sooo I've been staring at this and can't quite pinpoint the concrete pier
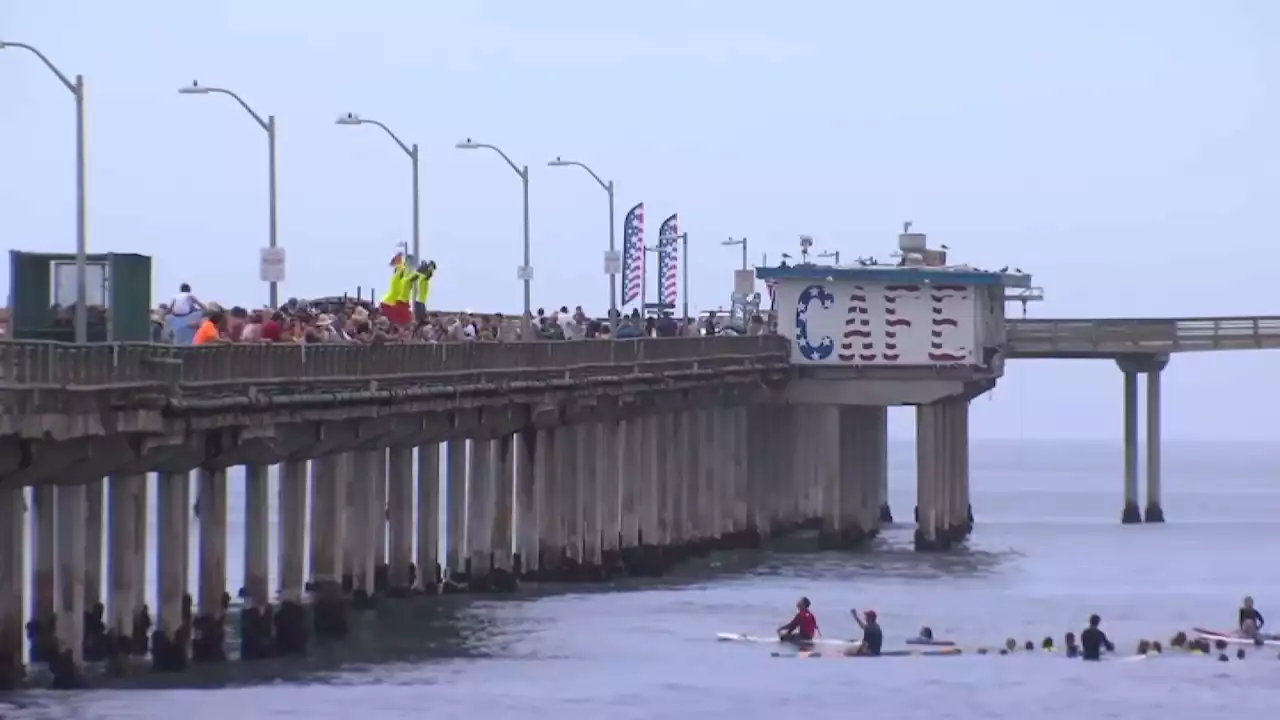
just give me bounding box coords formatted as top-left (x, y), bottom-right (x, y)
top-left (310, 455), bottom-right (348, 637)
top-left (466, 439), bottom-right (494, 589)
top-left (31, 486), bottom-right (56, 664)
top-left (0, 488), bottom-right (25, 689)
top-left (490, 436), bottom-right (516, 589)
top-left (561, 426), bottom-right (583, 571)
top-left (914, 399), bottom-right (972, 551)
top-left (107, 473), bottom-right (147, 662)
top-left (416, 443), bottom-right (441, 592)
top-left (349, 450), bottom-right (377, 607)
top-left (513, 431), bottom-right (537, 579)
top-left (240, 465), bottom-right (272, 659)
top-left (85, 479), bottom-right (104, 613)
top-left (531, 427), bottom-right (558, 578)
top-left (153, 472), bottom-right (189, 672)
top-left (387, 447), bottom-right (414, 595)
top-left (54, 485), bottom-right (86, 685)
top-left (582, 424), bottom-right (604, 573)
top-left (276, 459), bottom-right (308, 655)
top-left (598, 421), bottom-right (621, 573)
top-left (1117, 355), bottom-right (1169, 524)
top-left (445, 441), bottom-right (468, 582)
top-left (193, 469), bottom-right (227, 662)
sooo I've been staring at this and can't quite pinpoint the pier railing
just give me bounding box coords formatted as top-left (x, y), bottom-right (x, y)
top-left (0, 336), bottom-right (791, 389)
top-left (1007, 317), bottom-right (1280, 356)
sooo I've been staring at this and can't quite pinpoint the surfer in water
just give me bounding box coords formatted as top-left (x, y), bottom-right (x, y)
top-left (1080, 614), bottom-right (1115, 661)
top-left (847, 609), bottom-right (883, 656)
top-left (777, 597), bottom-right (819, 643)
top-left (1239, 596), bottom-right (1265, 637)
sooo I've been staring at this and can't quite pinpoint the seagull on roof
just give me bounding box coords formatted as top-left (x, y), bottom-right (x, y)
top-left (998, 266), bottom-right (1009, 273)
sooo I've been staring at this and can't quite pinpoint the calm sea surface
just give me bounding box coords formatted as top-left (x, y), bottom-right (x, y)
top-left (4, 438), bottom-right (1280, 718)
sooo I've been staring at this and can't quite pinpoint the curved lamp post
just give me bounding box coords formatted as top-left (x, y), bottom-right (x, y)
top-left (547, 157), bottom-right (616, 321)
top-left (178, 81), bottom-right (279, 309)
top-left (336, 113), bottom-right (420, 261)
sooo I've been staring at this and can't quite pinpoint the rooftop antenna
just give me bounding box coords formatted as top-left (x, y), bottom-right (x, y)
top-left (799, 235), bottom-right (813, 264)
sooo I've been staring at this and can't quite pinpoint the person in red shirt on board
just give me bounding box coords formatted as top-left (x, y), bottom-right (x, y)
top-left (777, 597), bottom-right (820, 643)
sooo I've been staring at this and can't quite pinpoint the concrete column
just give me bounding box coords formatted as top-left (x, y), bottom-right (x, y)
top-left (155, 472), bottom-right (188, 671)
top-left (108, 474), bottom-right (140, 638)
top-left (374, 448), bottom-right (389, 568)
top-left (713, 409), bottom-right (734, 539)
top-left (533, 427), bottom-right (559, 575)
top-left (950, 401), bottom-right (973, 537)
top-left (598, 420), bottom-right (621, 568)
top-left (55, 485), bottom-right (87, 668)
top-left (562, 426), bottom-right (584, 565)
top-left (643, 414), bottom-right (665, 548)
top-left (620, 418), bottom-right (641, 550)
top-left (445, 440), bottom-right (468, 578)
top-left (309, 458), bottom-right (330, 584)
top-left (31, 485), bottom-right (55, 644)
top-left (672, 411), bottom-right (692, 545)
top-left (830, 408), bottom-right (863, 548)
top-left (129, 474), bottom-right (148, 647)
top-left (278, 460), bottom-right (307, 602)
top-left (467, 439), bottom-right (495, 585)
top-left (744, 406), bottom-right (765, 538)
top-left (914, 405), bottom-right (942, 551)
top-left (581, 424), bottom-right (604, 570)
top-left (513, 430), bottom-right (536, 578)
top-left (349, 451), bottom-right (375, 600)
top-left (180, 473), bottom-right (191, 596)
top-left (730, 406), bottom-right (749, 537)
top-left (1120, 368), bottom-right (1141, 523)
top-left (195, 468), bottom-right (228, 660)
top-left (854, 408), bottom-right (880, 536)
top-left (491, 435), bottom-right (516, 585)
top-left (387, 446), bottom-right (414, 593)
top-left (0, 488), bottom-right (26, 689)
top-left (416, 443), bottom-right (441, 591)
top-left (85, 479), bottom-right (104, 612)
top-left (1144, 368), bottom-right (1165, 522)
top-left (866, 406), bottom-right (891, 524)
top-left (243, 465), bottom-right (270, 609)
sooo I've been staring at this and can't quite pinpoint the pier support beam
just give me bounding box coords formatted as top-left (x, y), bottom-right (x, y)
top-left (532, 427), bottom-right (560, 579)
top-left (914, 404), bottom-right (944, 552)
top-left (240, 465), bottom-right (272, 659)
top-left (54, 485), bottom-right (86, 686)
top-left (467, 439), bottom-right (495, 590)
top-left (562, 426), bottom-right (584, 574)
top-left (85, 479), bottom-right (104, 619)
top-left (416, 444), bottom-right (441, 593)
top-left (491, 436), bottom-right (516, 590)
top-left (193, 469), bottom-right (227, 662)
top-left (387, 446), bottom-right (415, 595)
top-left (514, 430), bottom-right (538, 580)
top-left (310, 455), bottom-right (348, 637)
top-left (349, 451), bottom-right (377, 608)
top-left (0, 488), bottom-right (26, 689)
top-left (30, 486), bottom-right (56, 665)
top-left (107, 474), bottom-right (145, 663)
top-left (153, 473), bottom-right (189, 672)
top-left (276, 459), bottom-right (308, 655)
top-left (445, 440), bottom-right (468, 584)
top-left (1117, 355), bottom-right (1169, 524)
top-left (582, 424), bottom-right (604, 574)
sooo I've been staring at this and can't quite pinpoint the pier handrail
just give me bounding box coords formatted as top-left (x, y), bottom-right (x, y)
top-left (0, 336), bottom-right (791, 388)
top-left (1007, 316), bottom-right (1280, 353)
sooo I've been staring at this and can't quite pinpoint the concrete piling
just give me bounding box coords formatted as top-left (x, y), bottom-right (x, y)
top-left (107, 474), bottom-right (145, 664)
top-left (1144, 367), bottom-right (1165, 523)
top-left (490, 435), bottom-right (516, 590)
top-left (30, 486), bottom-right (56, 665)
top-left (416, 443), bottom-right (441, 593)
top-left (582, 424), bottom-right (604, 575)
top-left (466, 439), bottom-right (495, 589)
top-left (240, 465), bottom-right (272, 659)
top-left (310, 455), bottom-right (348, 637)
top-left (387, 446), bottom-right (415, 595)
top-left (532, 427), bottom-right (558, 578)
top-left (371, 449), bottom-right (389, 591)
top-left (193, 468), bottom-right (227, 662)
top-left (618, 418), bottom-right (641, 568)
top-left (276, 459), bottom-right (308, 655)
top-left (598, 420), bottom-right (622, 574)
top-left (445, 440), bottom-right (468, 584)
top-left (513, 431), bottom-right (537, 579)
top-left (0, 488), bottom-right (26, 689)
top-left (561, 426), bottom-right (583, 573)
top-left (152, 472), bottom-right (189, 672)
top-left (1121, 367), bottom-right (1141, 524)
top-left (85, 479), bottom-right (104, 619)
top-left (53, 485), bottom-right (86, 687)
top-left (349, 450), bottom-right (376, 608)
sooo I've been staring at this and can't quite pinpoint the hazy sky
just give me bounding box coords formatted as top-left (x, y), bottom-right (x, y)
top-left (3, 0), bottom-right (1276, 441)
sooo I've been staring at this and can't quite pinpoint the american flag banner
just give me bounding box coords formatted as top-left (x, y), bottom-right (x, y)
top-left (622, 202), bottom-right (645, 306)
top-left (658, 213), bottom-right (679, 307)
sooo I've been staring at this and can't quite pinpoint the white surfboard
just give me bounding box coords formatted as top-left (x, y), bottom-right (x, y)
top-left (716, 632), bottom-right (856, 648)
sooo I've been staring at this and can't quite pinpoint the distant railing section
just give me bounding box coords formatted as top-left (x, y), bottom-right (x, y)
top-left (0, 336), bottom-right (791, 388)
top-left (1007, 317), bottom-right (1280, 355)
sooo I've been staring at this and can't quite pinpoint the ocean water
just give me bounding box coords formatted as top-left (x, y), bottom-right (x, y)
top-left (4, 438), bottom-right (1280, 719)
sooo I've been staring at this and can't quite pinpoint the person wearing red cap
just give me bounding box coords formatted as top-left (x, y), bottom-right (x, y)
top-left (777, 597), bottom-right (820, 644)
top-left (849, 608), bottom-right (883, 656)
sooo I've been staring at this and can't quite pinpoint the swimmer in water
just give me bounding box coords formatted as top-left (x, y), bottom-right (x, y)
top-left (916, 626), bottom-right (934, 642)
top-left (1004, 638), bottom-right (1017, 653)
top-left (1080, 614), bottom-right (1115, 661)
top-left (1136, 639), bottom-right (1151, 655)
top-left (1023, 640), bottom-right (1034, 651)
top-left (1041, 636), bottom-right (1055, 651)
top-left (1170, 631), bottom-right (1187, 649)
top-left (1240, 596), bottom-right (1266, 638)
top-left (1063, 632), bottom-right (1079, 658)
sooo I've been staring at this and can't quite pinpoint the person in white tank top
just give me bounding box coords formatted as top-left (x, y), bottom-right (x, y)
top-left (170, 283), bottom-right (205, 317)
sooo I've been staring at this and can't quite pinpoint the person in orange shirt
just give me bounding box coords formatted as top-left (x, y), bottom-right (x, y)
top-left (193, 310), bottom-right (225, 345)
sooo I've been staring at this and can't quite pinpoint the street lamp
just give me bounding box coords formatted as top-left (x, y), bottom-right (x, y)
top-left (547, 157), bottom-right (616, 321)
top-left (722, 237), bottom-right (749, 270)
top-left (336, 113), bottom-right (420, 261)
top-left (456, 138), bottom-right (532, 341)
top-left (2, 40), bottom-right (89, 342)
top-left (178, 81), bottom-right (280, 309)
top-left (818, 250), bottom-right (841, 265)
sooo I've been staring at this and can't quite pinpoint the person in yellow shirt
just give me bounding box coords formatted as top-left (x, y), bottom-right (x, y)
top-left (379, 252), bottom-right (413, 326)
top-left (411, 260), bottom-right (436, 321)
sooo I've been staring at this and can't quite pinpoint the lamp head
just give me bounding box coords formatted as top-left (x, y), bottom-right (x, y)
top-left (547, 156), bottom-right (572, 167)
top-left (0, 41), bottom-right (8, 50)
top-left (455, 138), bottom-right (480, 149)
top-left (721, 239), bottom-right (740, 247)
top-left (178, 81), bottom-right (209, 95)
top-left (335, 112), bottom-right (363, 126)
